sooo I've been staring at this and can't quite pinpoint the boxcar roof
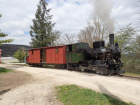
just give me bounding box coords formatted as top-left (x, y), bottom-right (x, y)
top-left (28, 42), bottom-right (89, 51)
top-left (28, 45), bottom-right (65, 51)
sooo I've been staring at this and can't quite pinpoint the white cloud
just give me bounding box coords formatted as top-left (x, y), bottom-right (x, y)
top-left (48, 0), bottom-right (92, 34)
top-left (0, 0), bottom-right (138, 45)
top-left (112, 0), bottom-right (139, 30)
top-left (0, 0), bottom-right (39, 45)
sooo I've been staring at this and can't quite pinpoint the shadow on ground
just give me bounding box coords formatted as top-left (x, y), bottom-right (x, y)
top-left (0, 89), bottom-right (11, 95)
top-left (98, 84), bottom-right (131, 105)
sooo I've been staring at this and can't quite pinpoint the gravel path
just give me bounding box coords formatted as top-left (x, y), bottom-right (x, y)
top-left (0, 64), bottom-right (140, 105)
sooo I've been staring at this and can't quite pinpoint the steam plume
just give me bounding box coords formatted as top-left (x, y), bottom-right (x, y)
top-left (89, 0), bottom-right (114, 33)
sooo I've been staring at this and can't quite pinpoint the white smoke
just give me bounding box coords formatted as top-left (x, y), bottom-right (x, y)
top-left (89, 0), bottom-right (115, 34)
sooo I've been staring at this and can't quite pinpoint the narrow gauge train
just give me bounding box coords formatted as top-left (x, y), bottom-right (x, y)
top-left (27, 34), bottom-right (125, 75)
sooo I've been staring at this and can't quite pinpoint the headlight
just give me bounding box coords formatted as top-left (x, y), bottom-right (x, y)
top-left (101, 48), bottom-right (106, 52)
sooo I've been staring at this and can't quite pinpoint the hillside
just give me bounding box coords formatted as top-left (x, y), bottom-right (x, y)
top-left (0, 44), bottom-right (30, 57)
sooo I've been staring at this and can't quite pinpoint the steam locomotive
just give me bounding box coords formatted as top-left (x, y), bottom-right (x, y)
top-left (76, 34), bottom-right (124, 75)
top-left (27, 34), bottom-right (124, 75)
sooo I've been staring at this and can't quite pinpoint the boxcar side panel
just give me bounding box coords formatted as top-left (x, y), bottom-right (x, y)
top-left (28, 50), bottom-right (40, 64)
top-left (29, 51), bottom-right (32, 63)
top-left (27, 56), bottom-right (29, 63)
top-left (46, 46), bottom-right (66, 64)
top-left (55, 51), bottom-right (59, 64)
top-left (35, 50), bottom-right (40, 63)
top-left (37, 50), bottom-right (40, 63)
top-left (52, 48), bottom-right (56, 63)
top-left (34, 50), bottom-right (36, 63)
top-left (58, 47), bottom-right (63, 64)
top-left (31, 51), bottom-right (34, 63)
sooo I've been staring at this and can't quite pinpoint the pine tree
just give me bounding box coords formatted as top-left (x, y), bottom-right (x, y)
top-left (0, 14), bottom-right (13, 45)
top-left (30, 0), bottom-right (56, 48)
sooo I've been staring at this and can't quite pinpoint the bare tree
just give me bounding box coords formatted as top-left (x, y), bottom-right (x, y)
top-left (52, 39), bottom-right (64, 46)
top-left (52, 33), bottom-right (77, 45)
top-left (78, 26), bottom-right (95, 47)
top-left (51, 30), bottom-right (61, 46)
top-left (78, 17), bottom-right (109, 47)
top-left (62, 33), bottom-right (77, 44)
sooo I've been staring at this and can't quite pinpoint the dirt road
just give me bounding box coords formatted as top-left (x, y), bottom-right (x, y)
top-left (0, 64), bottom-right (140, 105)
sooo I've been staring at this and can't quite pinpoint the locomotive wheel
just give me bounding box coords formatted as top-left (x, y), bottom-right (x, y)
top-left (96, 70), bottom-right (100, 74)
top-left (32, 64), bottom-right (35, 67)
top-left (79, 66), bottom-right (85, 72)
top-left (39, 64), bottom-right (43, 67)
top-left (81, 68), bottom-right (85, 72)
top-left (55, 65), bottom-right (58, 68)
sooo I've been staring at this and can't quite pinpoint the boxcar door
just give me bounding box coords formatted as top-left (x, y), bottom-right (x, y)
top-left (55, 47), bottom-right (59, 64)
top-left (40, 49), bottom-right (46, 63)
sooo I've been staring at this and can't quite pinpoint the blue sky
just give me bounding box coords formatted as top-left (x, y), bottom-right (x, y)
top-left (0, 0), bottom-right (139, 45)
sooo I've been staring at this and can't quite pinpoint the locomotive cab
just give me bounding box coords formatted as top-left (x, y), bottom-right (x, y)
top-left (66, 43), bottom-right (89, 69)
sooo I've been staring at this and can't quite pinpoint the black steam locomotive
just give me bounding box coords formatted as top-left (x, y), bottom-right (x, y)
top-left (77, 34), bottom-right (124, 75)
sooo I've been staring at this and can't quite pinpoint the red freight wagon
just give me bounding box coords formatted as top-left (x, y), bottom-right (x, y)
top-left (27, 45), bottom-right (66, 67)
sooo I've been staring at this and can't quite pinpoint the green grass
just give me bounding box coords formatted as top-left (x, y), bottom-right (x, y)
top-left (0, 68), bottom-right (13, 73)
top-left (56, 85), bottom-right (134, 105)
top-left (124, 72), bottom-right (140, 77)
top-left (11, 62), bottom-right (21, 63)
top-left (1, 62), bottom-right (5, 64)
top-left (47, 65), bottom-right (55, 68)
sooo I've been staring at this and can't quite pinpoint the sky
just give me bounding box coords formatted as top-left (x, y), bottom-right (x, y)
top-left (0, 0), bottom-right (139, 45)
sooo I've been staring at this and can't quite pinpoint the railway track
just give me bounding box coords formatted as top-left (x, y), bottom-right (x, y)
top-left (74, 69), bottom-right (140, 80)
top-left (9, 63), bottom-right (140, 81)
top-left (116, 74), bottom-right (140, 80)
top-left (78, 69), bottom-right (140, 80)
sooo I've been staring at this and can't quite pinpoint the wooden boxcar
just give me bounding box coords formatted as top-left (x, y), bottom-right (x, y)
top-left (27, 46), bottom-right (66, 67)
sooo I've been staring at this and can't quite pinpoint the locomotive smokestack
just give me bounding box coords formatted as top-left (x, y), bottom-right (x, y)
top-left (109, 34), bottom-right (114, 45)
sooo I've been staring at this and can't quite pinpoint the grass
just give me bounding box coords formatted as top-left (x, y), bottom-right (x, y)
top-left (0, 68), bottom-right (13, 73)
top-left (11, 62), bottom-right (21, 63)
top-left (1, 62), bottom-right (5, 64)
top-left (56, 85), bottom-right (134, 105)
top-left (124, 72), bottom-right (140, 77)
top-left (47, 65), bottom-right (55, 68)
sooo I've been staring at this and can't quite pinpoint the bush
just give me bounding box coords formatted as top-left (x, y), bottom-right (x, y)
top-left (13, 47), bottom-right (26, 62)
